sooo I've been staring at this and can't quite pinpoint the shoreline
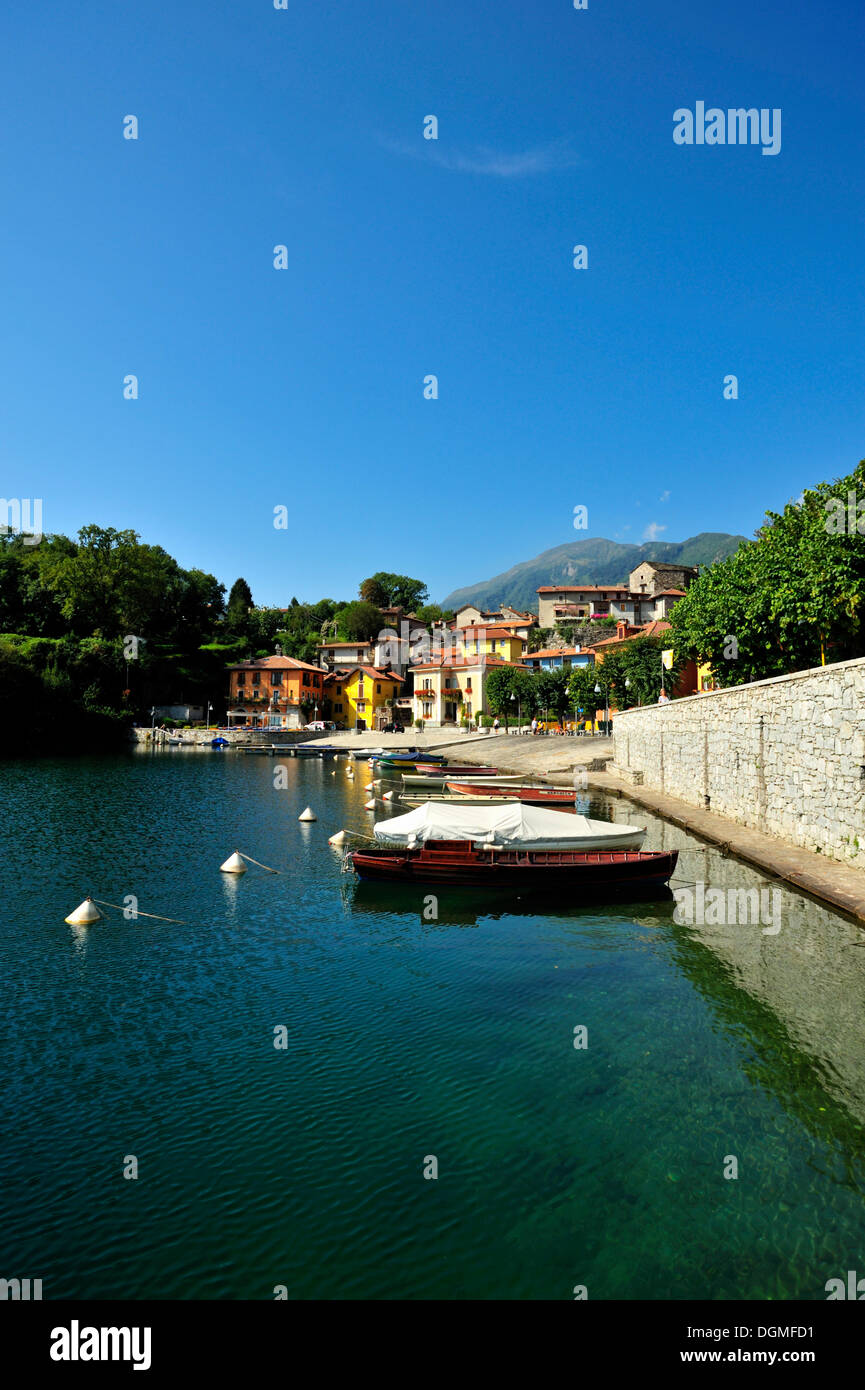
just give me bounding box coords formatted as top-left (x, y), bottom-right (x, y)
top-left (129, 725), bottom-right (865, 925)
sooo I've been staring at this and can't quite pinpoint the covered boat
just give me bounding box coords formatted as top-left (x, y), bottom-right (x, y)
top-left (373, 801), bottom-right (646, 852)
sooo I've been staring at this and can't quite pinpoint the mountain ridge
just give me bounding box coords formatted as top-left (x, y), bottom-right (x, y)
top-left (440, 532), bottom-right (747, 613)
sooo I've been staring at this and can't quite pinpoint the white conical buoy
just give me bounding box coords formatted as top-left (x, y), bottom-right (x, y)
top-left (220, 851), bottom-right (247, 874)
top-left (373, 779), bottom-right (382, 787)
top-left (364, 799), bottom-right (376, 810)
top-left (329, 830), bottom-right (347, 846)
top-left (383, 791), bottom-right (394, 801)
top-left (346, 768), bottom-right (354, 777)
top-left (298, 806), bottom-right (317, 822)
top-left (64, 897), bottom-right (103, 925)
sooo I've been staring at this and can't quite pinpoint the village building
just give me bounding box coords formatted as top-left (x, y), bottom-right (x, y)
top-left (523, 646), bottom-right (594, 672)
top-left (453, 606), bottom-right (537, 642)
top-left (451, 624), bottom-right (527, 663)
top-left (537, 563), bottom-right (697, 628)
top-left (410, 655), bottom-right (527, 728)
top-left (628, 561), bottom-right (699, 596)
top-left (226, 655), bottom-right (326, 729)
top-left (322, 666), bottom-right (402, 731)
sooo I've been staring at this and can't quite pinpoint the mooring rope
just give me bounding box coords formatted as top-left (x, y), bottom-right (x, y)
top-left (238, 853), bottom-right (283, 874)
top-left (92, 899), bottom-right (188, 924)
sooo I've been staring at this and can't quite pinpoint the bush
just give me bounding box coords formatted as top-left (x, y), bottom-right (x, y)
top-left (479, 714), bottom-right (494, 728)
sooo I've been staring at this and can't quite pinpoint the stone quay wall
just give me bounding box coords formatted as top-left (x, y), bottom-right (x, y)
top-left (611, 656), bottom-right (865, 870)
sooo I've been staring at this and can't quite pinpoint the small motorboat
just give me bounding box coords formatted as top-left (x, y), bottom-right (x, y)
top-left (377, 752), bottom-right (447, 767)
top-left (348, 841), bottom-right (677, 891)
top-left (211, 737), bottom-right (230, 749)
top-left (349, 747), bottom-right (388, 760)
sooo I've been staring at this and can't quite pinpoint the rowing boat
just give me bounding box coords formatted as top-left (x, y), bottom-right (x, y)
top-left (349, 841), bottom-right (676, 889)
top-left (446, 782), bottom-right (579, 805)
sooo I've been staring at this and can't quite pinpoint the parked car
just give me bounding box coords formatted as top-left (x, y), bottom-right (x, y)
top-left (382, 722), bottom-right (403, 734)
top-left (305, 720), bottom-right (337, 732)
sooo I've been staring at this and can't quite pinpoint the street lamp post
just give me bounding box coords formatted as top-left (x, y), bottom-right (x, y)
top-left (150, 706), bottom-right (156, 743)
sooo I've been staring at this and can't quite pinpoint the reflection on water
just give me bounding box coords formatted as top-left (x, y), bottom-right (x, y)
top-left (2, 753), bottom-right (865, 1300)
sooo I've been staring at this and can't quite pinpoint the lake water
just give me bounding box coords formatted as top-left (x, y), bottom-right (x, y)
top-left (2, 749), bottom-right (865, 1300)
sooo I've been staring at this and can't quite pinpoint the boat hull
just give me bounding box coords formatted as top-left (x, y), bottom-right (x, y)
top-left (446, 782), bottom-right (578, 804)
top-left (351, 842), bottom-right (677, 889)
top-left (400, 773), bottom-right (525, 787)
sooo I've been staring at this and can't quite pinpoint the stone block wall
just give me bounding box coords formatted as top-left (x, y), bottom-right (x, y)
top-left (611, 657), bottom-right (865, 869)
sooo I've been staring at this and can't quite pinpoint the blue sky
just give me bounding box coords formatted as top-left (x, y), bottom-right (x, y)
top-left (1, 0), bottom-right (862, 606)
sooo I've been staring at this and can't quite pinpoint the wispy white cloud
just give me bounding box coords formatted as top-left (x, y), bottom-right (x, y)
top-left (643, 521), bottom-right (667, 541)
top-left (659, 490), bottom-right (671, 502)
top-left (380, 135), bottom-right (581, 178)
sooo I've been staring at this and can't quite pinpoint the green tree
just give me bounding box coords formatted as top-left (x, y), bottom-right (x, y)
top-left (671, 460), bottom-right (865, 684)
top-left (535, 667), bottom-right (572, 726)
top-left (337, 600), bottom-right (384, 642)
top-left (568, 663), bottom-right (601, 722)
top-left (359, 576), bottom-right (389, 606)
top-left (226, 577), bottom-right (254, 635)
top-left (600, 636), bottom-right (684, 707)
top-left (362, 572), bottom-right (429, 611)
top-left (485, 665), bottom-right (537, 728)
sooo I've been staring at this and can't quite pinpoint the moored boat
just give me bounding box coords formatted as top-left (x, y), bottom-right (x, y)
top-left (399, 793), bottom-right (523, 806)
top-left (446, 782), bottom-right (579, 805)
top-left (372, 800), bottom-right (646, 852)
top-left (348, 840), bottom-right (677, 890)
top-left (412, 765), bottom-right (500, 778)
top-left (377, 751), bottom-right (447, 766)
top-left (400, 772), bottom-right (526, 787)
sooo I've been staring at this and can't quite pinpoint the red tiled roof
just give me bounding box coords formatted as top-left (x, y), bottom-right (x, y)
top-left (227, 656), bottom-right (324, 672)
top-left (343, 665), bottom-right (402, 683)
top-left (653, 589), bottom-right (686, 598)
top-left (586, 620), bottom-right (672, 651)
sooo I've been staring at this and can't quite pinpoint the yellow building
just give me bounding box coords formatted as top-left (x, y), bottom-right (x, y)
top-left (324, 666), bottom-right (402, 731)
top-left (454, 625), bottom-right (526, 663)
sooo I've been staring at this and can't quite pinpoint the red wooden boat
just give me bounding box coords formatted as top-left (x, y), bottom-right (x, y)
top-left (446, 781), bottom-right (577, 804)
top-left (348, 840), bottom-right (678, 890)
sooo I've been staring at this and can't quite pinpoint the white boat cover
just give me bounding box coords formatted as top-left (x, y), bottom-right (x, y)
top-left (374, 800), bottom-right (645, 850)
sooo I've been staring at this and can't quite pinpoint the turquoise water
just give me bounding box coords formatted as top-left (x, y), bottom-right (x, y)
top-left (2, 750), bottom-right (865, 1299)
